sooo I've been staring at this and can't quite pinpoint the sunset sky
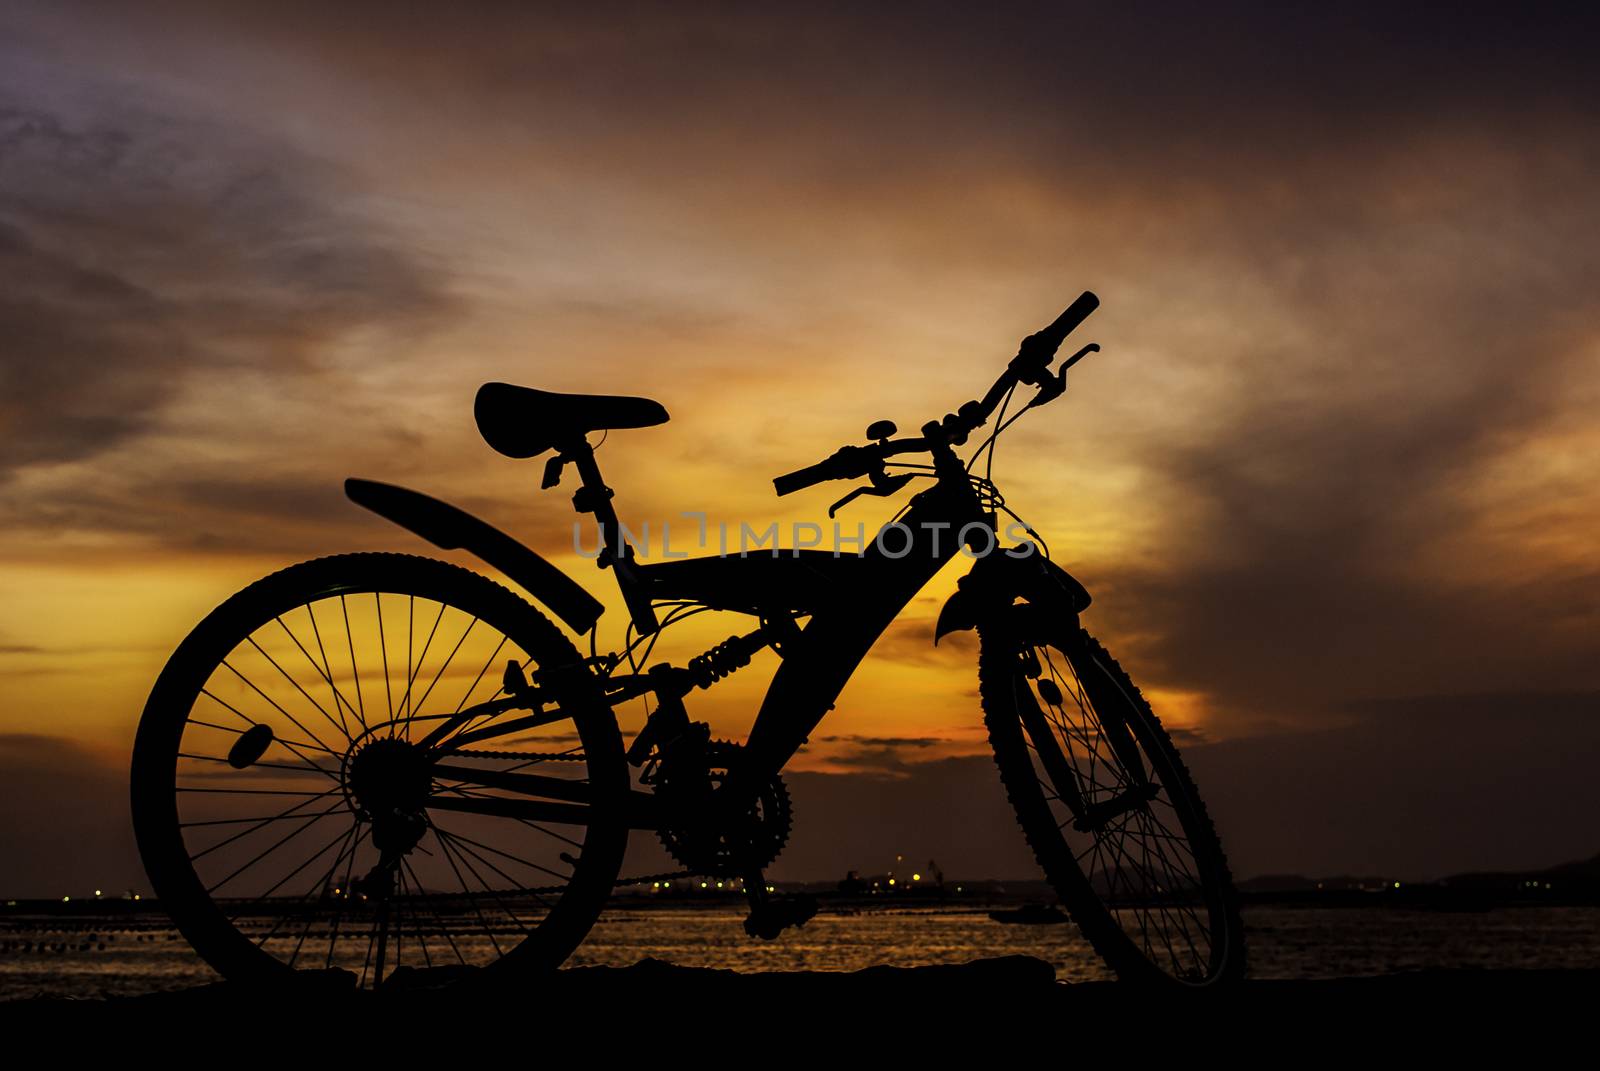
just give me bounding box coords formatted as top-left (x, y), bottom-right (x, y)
top-left (3, 2), bottom-right (1598, 894)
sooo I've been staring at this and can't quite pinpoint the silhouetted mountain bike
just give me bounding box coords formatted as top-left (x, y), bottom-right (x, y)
top-left (132, 291), bottom-right (1246, 989)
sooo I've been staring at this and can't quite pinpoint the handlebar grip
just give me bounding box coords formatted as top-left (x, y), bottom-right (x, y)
top-left (1040, 290), bottom-right (1100, 349)
top-left (1011, 290), bottom-right (1099, 382)
top-left (774, 460), bottom-right (840, 496)
top-left (774, 445), bottom-right (874, 496)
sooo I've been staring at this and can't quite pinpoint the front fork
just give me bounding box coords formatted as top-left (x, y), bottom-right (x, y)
top-left (945, 550), bottom-right (1154, 831)
top-left (1013, 625), bottom-right (1156, 832)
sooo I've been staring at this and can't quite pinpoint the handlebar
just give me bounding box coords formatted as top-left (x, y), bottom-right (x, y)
top-left (773, 439), bottom-right (929, 496)
top-left (773, 291), bottom-right (1099, 496)
top-left (773, 453), bottom-right (860, 496)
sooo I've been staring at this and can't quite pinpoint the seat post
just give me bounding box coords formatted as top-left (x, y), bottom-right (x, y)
top-left (563, 437), bottom-right (660, 635)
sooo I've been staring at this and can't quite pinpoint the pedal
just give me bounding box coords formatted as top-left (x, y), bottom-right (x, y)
top-left (743, 894), bottom-right (818, 940)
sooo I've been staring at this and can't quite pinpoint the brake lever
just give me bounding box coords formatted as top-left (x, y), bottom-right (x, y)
top-left (828, 471), bottom-right (914, 518)
top-left (1025, 343), bottom-right (1100, 410)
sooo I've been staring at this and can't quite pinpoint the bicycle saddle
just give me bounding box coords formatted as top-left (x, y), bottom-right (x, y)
top-left (474, 382), bottom-right (670, 458)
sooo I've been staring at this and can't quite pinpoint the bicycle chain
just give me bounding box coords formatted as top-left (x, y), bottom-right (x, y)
top-left (439, 753), bottom-right (708, 893)
top-left (428, 869), bottom-right (696, 899)
top-left (433, 748), bottom-right (693, 895)
top-left (452, 749), bottom-right (588, 762)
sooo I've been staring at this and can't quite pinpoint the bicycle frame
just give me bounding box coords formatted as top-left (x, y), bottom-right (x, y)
top-left (381, 441), bottom-right (1024, 831)
top-left (637, 470), bottom-right (983, 786)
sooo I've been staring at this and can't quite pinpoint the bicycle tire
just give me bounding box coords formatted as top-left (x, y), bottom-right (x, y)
top-left (979, 620), bottom-right (1246, 986)
top-left (131, 552), bottom-right (628, 988)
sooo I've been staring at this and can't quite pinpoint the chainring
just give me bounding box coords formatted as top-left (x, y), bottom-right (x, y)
top-left (654, 740), bottom-right (793, 877)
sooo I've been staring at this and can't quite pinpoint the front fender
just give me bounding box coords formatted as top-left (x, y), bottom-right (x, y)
top-left (934, 550), bottom-right (1091, 644)
top-left (345, 478), bottom-right (605, 635)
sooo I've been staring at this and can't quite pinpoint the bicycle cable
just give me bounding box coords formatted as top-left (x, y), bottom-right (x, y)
top-left (967, 382), bottom-right (1018, 478)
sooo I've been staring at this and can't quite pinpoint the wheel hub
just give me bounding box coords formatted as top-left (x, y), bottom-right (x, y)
top-left (347, 737), bottom-right (432, 821)
top-left (347, 737), bottom-right (432, 859)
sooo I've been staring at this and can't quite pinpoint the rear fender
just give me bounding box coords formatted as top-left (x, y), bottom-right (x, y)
top-left (345, 478), bottom-right (604, 635)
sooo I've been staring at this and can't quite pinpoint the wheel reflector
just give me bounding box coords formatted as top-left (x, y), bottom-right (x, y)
top-left (227, 724), bottom-right (274, 768)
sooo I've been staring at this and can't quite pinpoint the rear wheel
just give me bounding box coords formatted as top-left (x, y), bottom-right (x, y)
top-left (131, 553), bottom-right (628, 989)
top-left (979, 617), bottom-right (1245, 986)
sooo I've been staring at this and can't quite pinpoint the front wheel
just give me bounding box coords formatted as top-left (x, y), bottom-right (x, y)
top-left (979, 618), bottom-right (1245, 986)
top-left (131, 553), bottom-right (629, 989)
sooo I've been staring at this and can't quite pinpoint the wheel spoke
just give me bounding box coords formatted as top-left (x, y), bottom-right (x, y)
top-left (449, 635), bottom-right (510, 731)
top-left (427, 822), bottom-right (573, 885)
top-left (207, 807), bottom-right (344, 894)
top-left (275, 611), bottom-right (357, 739)
top-left (323, 819), bottom-right (368, 968)
top-left (340, 595), bottom-right (369, 731)
top-left (179, 786), bottom-right (330, 796)
top-left (177, 750), bottom-right (340, 784)
top-left (401, 858), bottom-right (468, 965)
top-left (992, 629), bottom-right (1236, 985)
top-left (431, 822), bottom-right (548, 920)
top-left (396, 865), bottom-right (433, 969)
top-left (245, 635), bottom-right (353, 748)
top-left (220, 659), bottom-right (340, 758)
top-left (427, 825), bottom-right (509, 955)
top-left (1092, 808), bottom-right (1192, 972)
top-left (376, 592), bottom-right (395, 726)
top-left (409, 616), bottom-right (479, 721)
top-left (188, 791), bottom-right (344, 863)
top-left (194, 696), bottom-right (342, 773)
top-left (399, 601), bottom-right (446, 738)
top-left (283, 821), bottom-right (364, 965)
top-left (138, 557), bottom-right (619, 990)
top-left (227, 820), bottom-right (360, 935)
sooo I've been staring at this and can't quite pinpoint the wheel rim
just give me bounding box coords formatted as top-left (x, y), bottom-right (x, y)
top-left (1010, 641), bottom-right (1230, 983)
top-left (150, 581), bottom-right (618, 988)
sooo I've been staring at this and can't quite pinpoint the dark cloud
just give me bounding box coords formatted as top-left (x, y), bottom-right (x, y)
top-left (868, 617), bottom-right (975, 667)
top-left (1, 468), bottom-right (357, 549)
top-left (1, 1), bottom-right (1598, 886)
top-left (818, 735), bottom-right (944, 749)
top-left (1185, 691), bottom-right (1600, 879)
top-left (775, 756), bottom-right (1040, 881)
top-left (0, 101), bottom-right (456, 480)
top-left (776, 692), bottom-right (1600, 881)
top-left (0, 212), bottom-right (176, 469)
top-left (810, 734), bottom-right (954, 778)
top-left (161, 3), bottom-right (1600, 212)
top-left (0, 735), bottom-right (143, 897)
top-left (1078, 168), bottom-right (1600, 729)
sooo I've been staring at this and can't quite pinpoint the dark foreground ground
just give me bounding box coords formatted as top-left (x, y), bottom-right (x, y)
top-left (5, 957), bottom-right (1597, 1049)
